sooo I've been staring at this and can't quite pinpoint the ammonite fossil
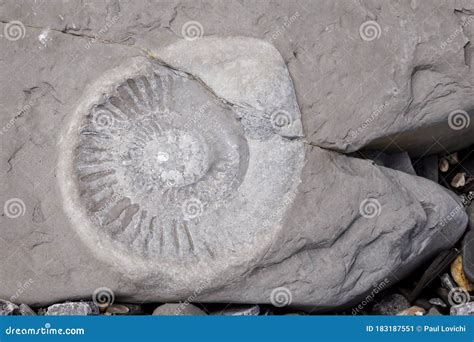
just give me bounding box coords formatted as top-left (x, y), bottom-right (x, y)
top-left (58, 57), bottom-right (304, 283)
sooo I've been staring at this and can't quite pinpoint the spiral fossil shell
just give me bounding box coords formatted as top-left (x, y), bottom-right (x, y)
top-left (58, 56), bottom-right (304, 280)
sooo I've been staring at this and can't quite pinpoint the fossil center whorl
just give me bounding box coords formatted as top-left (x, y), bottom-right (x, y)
top-left (128, 127), bottom-right (210, 189)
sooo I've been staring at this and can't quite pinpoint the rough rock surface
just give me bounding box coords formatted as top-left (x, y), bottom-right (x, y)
top-left (0, 0), bottom-right (469, 310)
top-left (195, 146), bottom-right (466, 308)
top-left (45, 302), bottom-right (98, 316)
top-left (152, 303), bottom-right (206, 316)
top-left (361, 151), bottom-right (415, 175)
top-left (212, 305), bottom-right (260, 316)
top-left (18, 303), bottom-right (36, 316)
top-left (427, 307), bottom-right (443, 316)
top-left (463, 231), bottom-right (474, 282)
top-left (450, 302), bottom-right (474, 316)
top-left (372, 294), bottom-right (410, 316)
top-left (0, 300), bottom-right (18, 316)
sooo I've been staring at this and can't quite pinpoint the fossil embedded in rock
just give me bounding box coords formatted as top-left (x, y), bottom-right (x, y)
top-left (71, 65), bottom-right (248, 259)
top-left (58, 58), bottom-right (305, 275)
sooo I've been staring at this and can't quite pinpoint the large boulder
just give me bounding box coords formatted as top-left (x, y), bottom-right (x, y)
top-left (298, 1), bottom-right (474, 156)
top-left (0, 1), bottom-right (469, 310)
top-left (196, 145), bottom-right (466, 308)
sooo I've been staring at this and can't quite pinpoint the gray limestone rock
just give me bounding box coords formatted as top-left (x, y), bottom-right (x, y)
top-left (372, 294), bottom-right (410, 316)
top-left (0, 1), bottom-right (469, 311)
top-left (103, 303), bottom-right (145, 315)
top-left (194, 146), bottom-right (466, 308)
top-left (450, 302), bottom-right (474, 316)
top-left (0, 299), bottom-right (18, 316)
top-left (152, 303), bottom-right (207, 316)
top-left (361, 151), bottom-right (415, 175)
top-left (300, 2), bottom-right (474, 157)
top-left (18, 303), bottom-right (36, 316)
top-left (56, 44), bottom-right (305, 292)
top-left (45, 302), bottom-right (98, 316)
top-left (212, 305), bottom-right (260, 316)
top-left (427, 307), bottom-right (442, 316)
